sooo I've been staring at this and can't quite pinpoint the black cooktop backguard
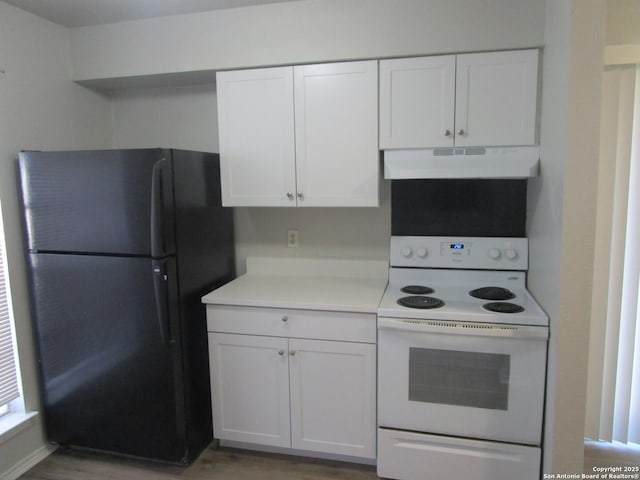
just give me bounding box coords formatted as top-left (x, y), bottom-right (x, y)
top-left (391, 179), bottom-right (527, 237)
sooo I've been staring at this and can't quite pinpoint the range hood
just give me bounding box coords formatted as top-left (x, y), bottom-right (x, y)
top-left (383, 146), bottom-right (540, 179)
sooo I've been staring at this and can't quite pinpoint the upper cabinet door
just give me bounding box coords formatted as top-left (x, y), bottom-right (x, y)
top-left (454, 49), bottom-right (539, 147)
top-left (379, 55), bottom-right (456, 149)
top-left (294, 60), bottom-right (379, 207)
top-left (217, 67), bottom-right (296, 207)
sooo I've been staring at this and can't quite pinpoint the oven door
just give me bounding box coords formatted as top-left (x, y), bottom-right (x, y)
top-left (378, 317), bottom-right (548, 445)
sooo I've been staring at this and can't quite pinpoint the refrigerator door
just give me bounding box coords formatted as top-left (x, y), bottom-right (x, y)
top-left (170, 150), bottom-right (235, 459)
top-left (19, 149), bottom-right (175, 257)
top-left (29, 253), bottom-right (187, 462)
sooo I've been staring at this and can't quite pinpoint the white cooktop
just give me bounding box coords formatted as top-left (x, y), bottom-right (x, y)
top-left (378, 236), bottom-right (548, 326)
top-left (377, 268), bottom-right (548, 326)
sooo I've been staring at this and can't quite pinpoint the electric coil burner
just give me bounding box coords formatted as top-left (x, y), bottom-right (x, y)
top-left (400, 285), bottom-right (434, 295)
top-left (469, 286), bottom-right (515, 301)
top-left (397, 296), bottom-right (444, 309)
top-left (483, 302), bottom-right (525, 313)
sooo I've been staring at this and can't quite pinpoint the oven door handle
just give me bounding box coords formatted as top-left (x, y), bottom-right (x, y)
top-left (378, 317), bottom-right (549, 340)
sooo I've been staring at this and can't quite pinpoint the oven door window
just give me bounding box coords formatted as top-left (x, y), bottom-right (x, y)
top-left (409, 348), bottom-right (510, 410)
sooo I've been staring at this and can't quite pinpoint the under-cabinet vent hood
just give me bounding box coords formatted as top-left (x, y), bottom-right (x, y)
top-left (383, 146), bottom-right (540, 179)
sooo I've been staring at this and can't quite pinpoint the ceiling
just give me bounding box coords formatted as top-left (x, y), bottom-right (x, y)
top-left (1, 0), bottom-right (300, 28)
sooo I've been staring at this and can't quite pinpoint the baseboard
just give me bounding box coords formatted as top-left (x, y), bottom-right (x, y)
top-left (1, 444), bottom-right (56, 480)
top-left (219, 439), bottom-right (376, 466)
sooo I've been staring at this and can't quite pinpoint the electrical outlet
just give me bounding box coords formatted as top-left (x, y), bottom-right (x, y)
top-left (287, 229), bottom-right (299, 248)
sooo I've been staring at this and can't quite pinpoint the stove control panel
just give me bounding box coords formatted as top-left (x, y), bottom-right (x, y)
top-left (390, 236), bottom-right (528, 270)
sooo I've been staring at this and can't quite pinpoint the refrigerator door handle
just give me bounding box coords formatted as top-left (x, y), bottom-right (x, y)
top-left (152, 259), bottom-right (173, 346)
top-left (151, 159), bottom-right (168, 258)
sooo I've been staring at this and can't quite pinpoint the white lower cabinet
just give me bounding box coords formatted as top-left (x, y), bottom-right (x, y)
top-left (209, 333), bottom-right (291, 447)
top-left (207, 308), bottom-right (376, 460)
top-left (289, 338), bottom-right (376, 457)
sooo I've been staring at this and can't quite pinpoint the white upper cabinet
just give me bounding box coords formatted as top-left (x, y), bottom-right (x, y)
top-left (379, 49), bottom-right (539, 149)
top-left (294, 61), bottom-right (379, 207)
top-left (379, 55), bottom-right (456, 148)
top-left (217, 67), bottom-right (296, 207)
top-left (454, 50), bottom-right (539, 147)
top-left (217, 60), bottom-right (379, 207)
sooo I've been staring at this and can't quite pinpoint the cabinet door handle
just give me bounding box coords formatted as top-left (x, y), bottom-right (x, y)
top-left (457, 129), bottom-right (465, 136)
top-left (289, 350), bottom-right (296, 357)
top-left (443, 129), bottom-right (451, 137)
top-left (286, 192), bottom-right (294, 200)
top-left (278, 350), bottom-right (286, 356)
top-left (281, 315), bottom-right (288, 322)
top-left (297, 192), bottom-right (304, 200)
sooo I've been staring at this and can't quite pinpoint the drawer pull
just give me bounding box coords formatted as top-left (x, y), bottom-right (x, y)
top-left (289, 350), bottom-right (296, 357)
top-left (278, 349), bottom-right (285, 356)
top-left (281, 316), bottom-right (288, 322)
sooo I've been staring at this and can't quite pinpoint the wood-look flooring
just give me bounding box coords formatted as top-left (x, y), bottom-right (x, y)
top-left (19, 446), bottom-right (379, 480)
top-left (584, 440), bottom-right (640, 473)
top-left (19, 441), bottom-right (640, 479)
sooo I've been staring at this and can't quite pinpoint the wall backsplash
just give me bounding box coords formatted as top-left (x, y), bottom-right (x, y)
top-left (391, 179), bottom-right (528, 237)
top-left (233, 182), bottom-right (392, 275)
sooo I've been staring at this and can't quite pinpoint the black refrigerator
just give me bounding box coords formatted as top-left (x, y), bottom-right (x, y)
top-left (18, 148), bottom-right (235, 464)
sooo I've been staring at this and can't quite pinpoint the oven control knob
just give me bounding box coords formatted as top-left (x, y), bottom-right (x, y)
top-left (401, 246), bottom-right (413, 258)
top-left (488, 248), bottom-right (501, 259)
top-left (416, 247), bottom-right (428, 258)
top-left (505, 248), bottom-right (518, 260)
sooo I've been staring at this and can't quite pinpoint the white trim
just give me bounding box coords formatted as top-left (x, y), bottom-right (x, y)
top-left (0, 444), bottom-right (55, 480)
top-left (0, 204), bottom-right (20, 409)
top-left (219, 439), bottom-right (376, 466)
top-left (0, 411), bottom-right (38, 446)
top-left (605, 45), bottom-right (640, 66)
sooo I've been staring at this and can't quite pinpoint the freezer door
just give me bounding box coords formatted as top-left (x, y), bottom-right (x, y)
top-left (29, 253), bottom-right (186, 463)
top-left (19, 149), bottom-right (175, 256)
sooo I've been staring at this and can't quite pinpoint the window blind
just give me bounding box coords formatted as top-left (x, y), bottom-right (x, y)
top-left (0, 224), bottom-right (19, 407)
top-left (610, 65), bottom-right (640, 445)
top-left (588, 64), bottom-right (640, 445)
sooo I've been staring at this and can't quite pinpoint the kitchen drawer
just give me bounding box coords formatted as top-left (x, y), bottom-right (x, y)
top-left (377, 428), bottom-right (540, 480)
top-left (206, 305), bottom-right (376, 343)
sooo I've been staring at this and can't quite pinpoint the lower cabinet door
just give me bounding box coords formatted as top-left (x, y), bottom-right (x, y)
top-left (288, 339), bottom-right (376, 458)
top-left (209, 333), bottom-right (290, 447)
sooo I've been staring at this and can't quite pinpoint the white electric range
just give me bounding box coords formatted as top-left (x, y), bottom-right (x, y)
top-left (377, 236), bottom-right (548, 480)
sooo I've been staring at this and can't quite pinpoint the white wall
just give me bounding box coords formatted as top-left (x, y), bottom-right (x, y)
top-left (104, 0), bottom-right (546, 275)
top-left (528, 0), bottom-right (605, 474)
top-left (0, 3), bottom-right (113, 477)
top-left (111, 84), bottom-right (219, 152)
top-left (606, 0), bottom-right (640, 45)
top-left (70, 0), bottom-right (545, 85)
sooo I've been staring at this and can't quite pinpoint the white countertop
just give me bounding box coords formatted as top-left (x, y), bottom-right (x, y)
top-left (202, 257), bottom-right (389, 314)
